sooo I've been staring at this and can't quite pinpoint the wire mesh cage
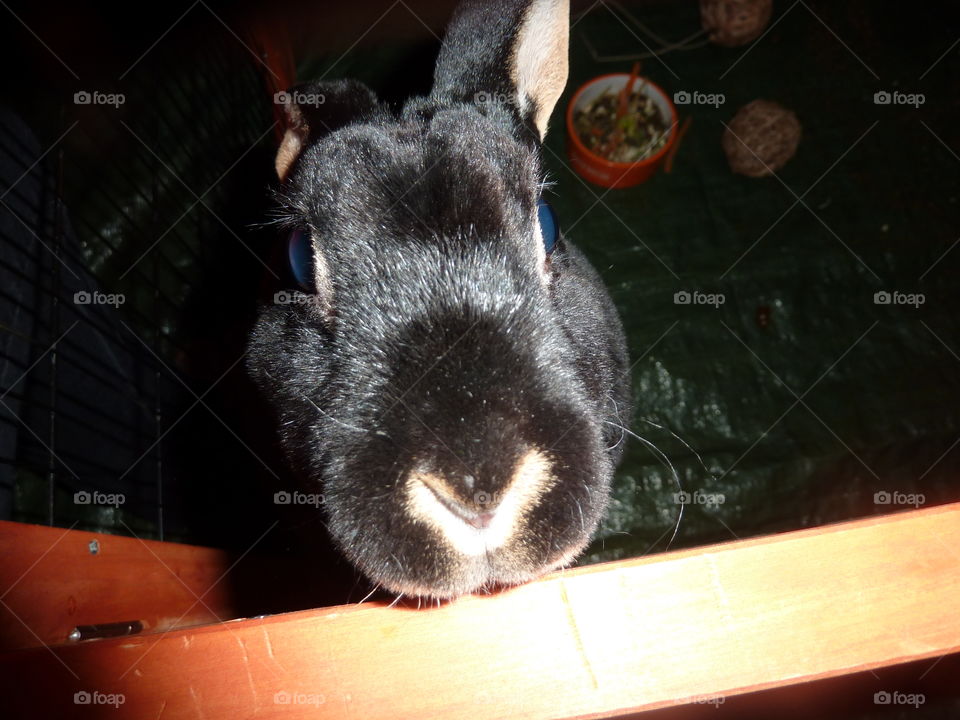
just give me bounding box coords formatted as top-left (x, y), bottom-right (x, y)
top-left (1, 7), bottom-right (280, 547)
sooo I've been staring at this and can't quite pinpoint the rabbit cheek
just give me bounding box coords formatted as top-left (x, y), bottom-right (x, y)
top-left (403, 449), bottom-right (556, 559)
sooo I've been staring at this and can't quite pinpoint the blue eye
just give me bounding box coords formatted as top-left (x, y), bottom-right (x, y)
top-left (538, 197), bottom-right (559, 254)
top-left (288, 228), bottom-right (314, 290)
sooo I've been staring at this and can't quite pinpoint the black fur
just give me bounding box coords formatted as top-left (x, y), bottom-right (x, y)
top-left (248, 0), bottom-right (631, 599)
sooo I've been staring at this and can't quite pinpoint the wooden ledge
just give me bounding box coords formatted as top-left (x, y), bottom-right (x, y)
top-left (0, 521), bottom-right (236, 652)
top-left (1, 503), bottom-right (959, 718)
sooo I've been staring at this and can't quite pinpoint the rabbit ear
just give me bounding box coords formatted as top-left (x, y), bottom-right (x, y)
top-left (431, 0), bottom-right (569, 141)
top-left (275, 79), bottom-right (380, 181)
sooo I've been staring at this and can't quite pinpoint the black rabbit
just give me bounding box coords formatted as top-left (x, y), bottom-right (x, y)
top-left (247, 0), bottom-right (631, 599)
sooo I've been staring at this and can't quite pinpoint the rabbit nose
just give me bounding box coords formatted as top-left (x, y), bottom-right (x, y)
top-left (466, 511), bottom-right (495, 530)
top-left (406, 468), bottom-right (499, 526)
top-left (404, 449), bottom-right (556, 556)
top-left (431, 485), bottom-right (498, 528)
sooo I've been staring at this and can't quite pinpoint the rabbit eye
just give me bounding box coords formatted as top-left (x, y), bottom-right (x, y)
top-left (537, 197), bottom-right (559, 255)
top-left (287, 227), bottom-right (315, 291)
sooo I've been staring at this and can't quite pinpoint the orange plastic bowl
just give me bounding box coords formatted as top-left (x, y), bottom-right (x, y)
top-left (566, 73), bottom-right (678, 189)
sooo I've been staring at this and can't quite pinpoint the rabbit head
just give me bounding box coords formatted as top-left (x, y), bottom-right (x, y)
top-left (248, 0), bottom-right (631, 599)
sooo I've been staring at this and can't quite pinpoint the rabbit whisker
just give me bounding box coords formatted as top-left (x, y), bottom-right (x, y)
top-left (537, 172), bottom-right (557, 194)
top-left (303, 394), bottom-right (368, 434)
top-left (571, 492), bottom-right (585, 533)
top-left (357, 583), bottom-right (381, 605)
top-left (602, 420), bottom-right (684, 550)
top-left (636, 416), bottom-right (718, 483)
top-left (605, 393), bottom-right (627, 451)
top-left (262, 369), bottom-right (368, 434)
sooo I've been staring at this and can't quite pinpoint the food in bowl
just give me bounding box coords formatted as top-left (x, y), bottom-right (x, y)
top-left (572, 82), bottom-right (670, 164)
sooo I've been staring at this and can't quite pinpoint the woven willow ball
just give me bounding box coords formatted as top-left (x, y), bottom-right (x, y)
top-left (722, 100), bottom-right (801, 178)
top-left (700, 0), bottom-right (773, 47)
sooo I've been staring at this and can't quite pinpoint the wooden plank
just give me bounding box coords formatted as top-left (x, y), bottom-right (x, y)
top-left (0, 520), bottom-right (236, 651)
top-left (1, 503), bottom-right (959, 719)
